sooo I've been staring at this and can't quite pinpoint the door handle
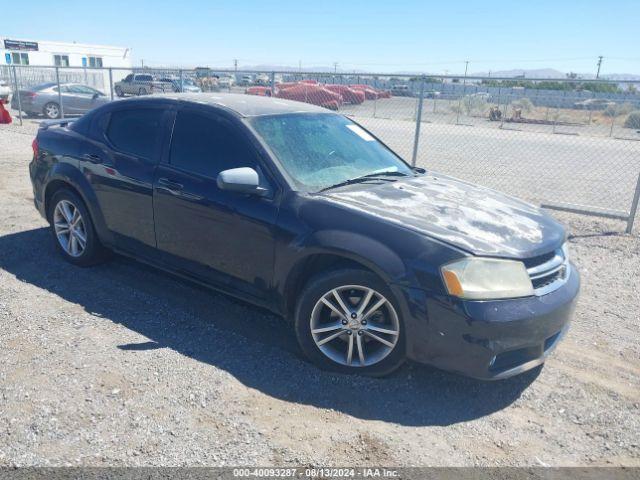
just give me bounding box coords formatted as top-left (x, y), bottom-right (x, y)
top-left (157, 177), bottom-right (184, 194)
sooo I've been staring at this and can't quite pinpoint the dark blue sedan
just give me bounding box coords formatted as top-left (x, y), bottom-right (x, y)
top-left (28, 93), bottom-right (579, 379)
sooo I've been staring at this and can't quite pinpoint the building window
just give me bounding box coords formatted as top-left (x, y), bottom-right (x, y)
top-left (53, 55), bottom-right (70, 67)
top-left (88, 56), bottom-right (103, 68)
top-left (11, 52), bottom-right (29, 65)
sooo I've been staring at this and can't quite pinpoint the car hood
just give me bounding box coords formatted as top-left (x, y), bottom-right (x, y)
top-left (322, 174), bottom-right (565, 258)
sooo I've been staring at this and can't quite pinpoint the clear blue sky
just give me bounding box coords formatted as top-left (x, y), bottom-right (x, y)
top-left (5, 0), bottom-right (640, 75)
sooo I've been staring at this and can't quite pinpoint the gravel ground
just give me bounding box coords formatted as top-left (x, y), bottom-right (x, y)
top-left (0, 125), bottom-right (639, 467)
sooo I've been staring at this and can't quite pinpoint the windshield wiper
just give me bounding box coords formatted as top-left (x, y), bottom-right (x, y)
top-left (318, 171), bottom-right (410, 193)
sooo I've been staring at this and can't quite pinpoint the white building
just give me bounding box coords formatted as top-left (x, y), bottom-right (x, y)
top-left (1, 38), bottom-right (133, 93)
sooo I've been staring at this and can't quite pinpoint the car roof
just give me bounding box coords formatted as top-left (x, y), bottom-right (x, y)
top-left (134, 92), bottom-right (332, 117)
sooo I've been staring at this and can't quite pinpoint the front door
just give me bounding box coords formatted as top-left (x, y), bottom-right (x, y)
top-left (153, 108), bottom-right (279, 300)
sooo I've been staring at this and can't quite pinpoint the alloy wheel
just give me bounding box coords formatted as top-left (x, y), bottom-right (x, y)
top-left (310, 285), bottom-right (400, 367)
top-left (53, 200), bottom-right (87, 257)
top-left (44, 103), bottom-right (60, 119)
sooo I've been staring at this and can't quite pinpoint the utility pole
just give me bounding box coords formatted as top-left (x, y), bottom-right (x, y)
top-left (298, 60), bottom-right (302, 72)
top-left (333, 62), bottom-right (338, 73)
top-left (596, 56), bottom-right (603, 79)
top-left (233, 59), bottom-right (238, 72)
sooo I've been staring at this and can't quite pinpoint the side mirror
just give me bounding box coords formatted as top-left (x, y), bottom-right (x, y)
top-left (92, 93), bottom-right (100, 99)
top-left (217, 167), bottom-right (269, 196)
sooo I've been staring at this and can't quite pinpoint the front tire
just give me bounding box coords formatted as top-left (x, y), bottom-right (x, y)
top-left (48, 189), bottom-right (107, 266)
top-left (115, 86), bottom-right (124, 97)
top-left (295, 269), bottom-right (406, 376)
top-left (138, 87), bottom-right (147, 95)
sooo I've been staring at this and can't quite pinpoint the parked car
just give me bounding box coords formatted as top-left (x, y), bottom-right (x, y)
top-left (237, 74), bottom-right (254, 86)
top-left (114, 74), bottom-right (173, 97)
top-left (0, 79), bottom-right (11, 102)
top-left (11, 82), bottom-right (109, 119)
top-left (159, 77), bottom-right (202, 93)
top-left (325, 85), bottom-right (366, 104)
top-left (29, 93), bottom-right (579, 379)
top-left (276, 83), bottom-right (343, 110)
top-left (390, 85), bottom-right (413, 97)
top-left (245, 86), bottom-right (272, 96)
top-left (574, 98), bottom-right (616, 110)
top-left (217, 75), bottom-right (235, 89)
top-left (254, 73), bottom-right (271, 86)
top-left (349, 84), bottom-right (380, 100)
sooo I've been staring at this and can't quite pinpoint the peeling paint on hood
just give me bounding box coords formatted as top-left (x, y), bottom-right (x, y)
top-left (322, 173), bottom-right (565, 258)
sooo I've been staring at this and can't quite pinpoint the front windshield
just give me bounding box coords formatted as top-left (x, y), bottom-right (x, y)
top-left (250, 113), bottom-right (413, 192)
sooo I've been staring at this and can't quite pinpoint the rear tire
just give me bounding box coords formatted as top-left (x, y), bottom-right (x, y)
top-left (295, 269), bottom-right (406, 377)
top-left (43, 102), bottom-right (60, 119)
top-left (47, 189), bottom-right (108, 267)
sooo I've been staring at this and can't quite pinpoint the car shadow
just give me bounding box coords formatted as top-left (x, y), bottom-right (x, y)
top-left (0, 227), bottom-right (540, 427)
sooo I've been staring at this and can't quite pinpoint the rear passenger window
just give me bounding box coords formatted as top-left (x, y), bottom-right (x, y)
top-left (106, 109), bottom-right (163, 159)
top-left (169, 110), bottom-right (256, 178)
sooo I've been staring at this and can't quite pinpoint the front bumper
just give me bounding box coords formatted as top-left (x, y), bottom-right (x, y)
top-left (398, 262), bottom-right (580, 380)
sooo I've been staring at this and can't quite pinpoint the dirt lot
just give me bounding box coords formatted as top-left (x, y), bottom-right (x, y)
top-left (0, 124), bottom-right (639, 467)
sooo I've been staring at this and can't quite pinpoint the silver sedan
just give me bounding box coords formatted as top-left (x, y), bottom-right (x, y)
top-left (12, 82), bottom-right (110, 119)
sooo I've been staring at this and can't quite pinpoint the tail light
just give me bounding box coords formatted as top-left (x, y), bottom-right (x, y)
top-left (31, 138), bottom-right (39, 158)
top-left (25, 92), bottom-right (37, 99)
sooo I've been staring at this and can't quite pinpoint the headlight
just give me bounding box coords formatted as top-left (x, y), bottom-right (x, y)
top-left (441, 257), bottom-right (533, 300)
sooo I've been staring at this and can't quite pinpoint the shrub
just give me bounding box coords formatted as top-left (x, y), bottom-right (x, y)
top-left (624, 111), bottom-right (640, 129)
top-left (451, 95), bottom-right (489, 116)
top-left (605, 102), bottom-right (634, 118)
top-left (510, 97), bottom-right (534, 113)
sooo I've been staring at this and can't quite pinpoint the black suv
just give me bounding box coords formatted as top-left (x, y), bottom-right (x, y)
top-left (29, 93), bottom-right (579, 378)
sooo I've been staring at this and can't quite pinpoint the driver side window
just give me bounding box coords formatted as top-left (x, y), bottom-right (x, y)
top-left (169, 110), bottom-right (258, 179)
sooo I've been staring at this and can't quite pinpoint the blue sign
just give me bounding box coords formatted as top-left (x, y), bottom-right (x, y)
top-left (5, 53), bottom-right (11, 64)
top-left (82, 57), bottom-right (87, 67)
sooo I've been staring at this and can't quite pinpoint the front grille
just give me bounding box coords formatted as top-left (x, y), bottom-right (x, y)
top-left (525, 246), bottom-right (569, 296)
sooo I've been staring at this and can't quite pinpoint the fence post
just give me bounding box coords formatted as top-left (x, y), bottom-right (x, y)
top-left (108, 68), bottom-right (114, 101)
top-left (11, 66), bottom-right (23, 126)
top-left (627, 172), bottom-right (640, 234)
top-left (55, 67), bottom-right (64, 119)
top-left (609, 110), bottom-right (616, 137)
top-left (411, 76), bottom-right (426, 167)
top-left (455, 61), bottom-right (469, 125)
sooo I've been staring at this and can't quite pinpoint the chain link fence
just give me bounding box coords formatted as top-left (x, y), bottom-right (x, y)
top-left (2, 65), bottom-right (640, 232)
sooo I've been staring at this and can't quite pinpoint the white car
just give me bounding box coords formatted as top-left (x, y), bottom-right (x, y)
top-left (0, 80), bottom-right (11, 102)
top-left (218, 75), bottom-right (235, 88)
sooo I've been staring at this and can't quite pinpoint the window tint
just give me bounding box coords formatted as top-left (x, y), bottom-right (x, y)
top-left (136, 75), bottom-right (153, 82)
top-left (106, 109), bottom-right (163, 160)
top-left (170, 111), bottom-right (256, 178)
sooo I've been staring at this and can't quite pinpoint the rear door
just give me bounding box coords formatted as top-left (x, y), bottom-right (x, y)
top-left (83, 104), bottom-right (171, 256)
top-left (152, 107), bottom-right (279, 300)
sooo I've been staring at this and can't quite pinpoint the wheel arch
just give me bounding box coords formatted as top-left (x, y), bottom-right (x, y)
top-left (43, 166), bottom-right (111, 243)
top-left (279, 230), bottom-right (408, 320)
